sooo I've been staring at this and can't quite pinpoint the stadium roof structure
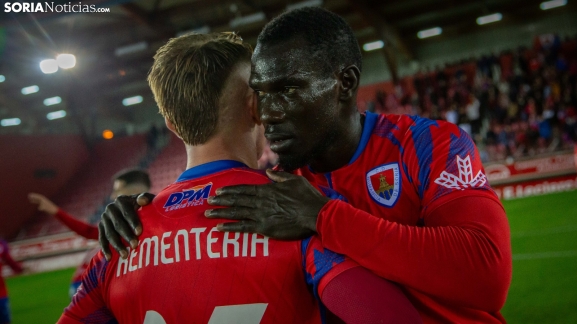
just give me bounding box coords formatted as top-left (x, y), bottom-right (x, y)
top-left (0, 0), bottom-right (574, 137)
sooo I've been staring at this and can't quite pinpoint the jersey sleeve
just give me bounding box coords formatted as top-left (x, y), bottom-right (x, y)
top-left (403, 118), bottom-right (498, 215)
top-left (301, 236), bottom-right (359, 298)
top-left (301, 184), bottom-right (358, 298)
top-left (58, 251), bottom-right (117, 324)
top-left (55, 209), bottom-right (100, 240)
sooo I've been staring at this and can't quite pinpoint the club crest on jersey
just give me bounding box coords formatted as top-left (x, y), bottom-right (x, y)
top-left (366, 163), bottom-right (401, 208)
top-left (163, 183), bottom-right (212, 211)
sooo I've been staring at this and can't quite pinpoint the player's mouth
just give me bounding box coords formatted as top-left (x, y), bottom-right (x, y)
top-left (266, 134), bottom-right (294, 152)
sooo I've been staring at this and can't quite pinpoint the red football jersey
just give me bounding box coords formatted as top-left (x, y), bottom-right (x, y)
top-left (298, 112), bottom-right (512, 323)
top-left (59, 160), bottom-right (355, 324)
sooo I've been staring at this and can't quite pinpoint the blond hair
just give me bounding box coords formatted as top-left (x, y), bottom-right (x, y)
top-left (148, 32), bottom-right (252, 145)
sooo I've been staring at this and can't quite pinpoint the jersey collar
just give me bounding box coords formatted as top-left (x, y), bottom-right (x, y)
top-left (348, 111), bottom-right (378, 165)
top-left (306, 111), bottom-right (378, 175)
top-left (176, 160), bottom-right (248, 183)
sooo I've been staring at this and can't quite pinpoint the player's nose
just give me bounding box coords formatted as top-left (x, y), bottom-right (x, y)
top-left (259, 101), bottom-right (286, 125)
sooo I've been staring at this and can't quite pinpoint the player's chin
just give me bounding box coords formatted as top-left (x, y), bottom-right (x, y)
top-left (276, 152), bottom-right (310, 172)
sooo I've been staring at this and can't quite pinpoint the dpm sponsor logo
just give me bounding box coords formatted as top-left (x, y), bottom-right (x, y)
top-left (163, 183), bottom-right (212, 211)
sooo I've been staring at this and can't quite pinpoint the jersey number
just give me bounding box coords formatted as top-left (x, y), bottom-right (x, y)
top-left (143, 303), bottom-right (268, 324)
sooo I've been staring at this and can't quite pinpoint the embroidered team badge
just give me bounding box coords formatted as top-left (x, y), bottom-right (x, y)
top-left (366, 163), bottom-right (401, 207)
top-left (434, 155), bottom-right (487, 190)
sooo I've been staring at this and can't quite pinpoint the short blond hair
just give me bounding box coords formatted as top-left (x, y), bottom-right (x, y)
top-left (148, 32), bottom-right (252, 145)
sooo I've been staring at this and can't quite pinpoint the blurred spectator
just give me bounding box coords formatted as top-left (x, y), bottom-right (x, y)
top-left (0, 237), bottom-right (24, 324)
top-left (367, 33), bottom-right (577, 162)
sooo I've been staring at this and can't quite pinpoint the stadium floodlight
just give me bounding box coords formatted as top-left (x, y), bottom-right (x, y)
top-left (229, 12), bottom-right (266, 28)
top-left (286, 0), bottom-right (323, 11)
top-left (477, 13), bottom-right (502, 25)
top-left (540, 0), bottom-right (567, 9)
top-left (46, 110), bottom-right (67, 120)
top-left (115, 42), bottom-right (148, 57)
top-left (363, 40), bottom-right (385, 52)
top-left (40, 59), bottom-right (59, 74)
top-left (1, 118), bottom-right (21, 127)
top-left (44, 96), bottom-right (62, 106)
top-left (0, 75), bottom-right (5, 82)
top-left (21, 85), bottom-right (39, 95)
top-left (56, 54), bottom-right (76, 69)
top-left (417, 27), bottom-right (443, 39)
top-left (122, 95), bottom-right (143, 106)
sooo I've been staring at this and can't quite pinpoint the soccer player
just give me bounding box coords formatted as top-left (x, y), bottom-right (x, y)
top-left (0, 237), bottom-right (24, 324)
top-left (100, 8), bottom-right (512, 323)
top-left (28, 169), bottom-right (151, 297)
top-left (59, 32), bottom-right (420, 323)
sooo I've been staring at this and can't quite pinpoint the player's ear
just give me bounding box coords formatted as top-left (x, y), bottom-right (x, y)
top-left (248, 89), bottom-right (261, 125)
top-left (338, 65), bottom-right (360, 102)
top-left (164, 117), bottom-right (182, 139)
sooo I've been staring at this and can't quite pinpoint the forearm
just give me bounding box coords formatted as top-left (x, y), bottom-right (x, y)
top-left (316, 195), bottom-right (512, 311)
top-left (55, 209), bottom-right (99, 240)
top-left (321, 266), bottom-right (422, 324)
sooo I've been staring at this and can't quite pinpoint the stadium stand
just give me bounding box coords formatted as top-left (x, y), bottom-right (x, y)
top-left (15, 135), bottom-right (148, 240)
top-left (8, 34), bottom-right (575, 243)
top-left (147, 133), bottom-right (187, 195)
top-left (0, 135), bottom-right (90, 240)
top-left (359, 34), bottom-right (577, 163)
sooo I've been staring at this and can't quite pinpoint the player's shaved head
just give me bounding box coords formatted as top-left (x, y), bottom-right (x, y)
top-left (257, 7), bottom-right (362, 74)
top-left (148, 32), bottom-right (252, 145)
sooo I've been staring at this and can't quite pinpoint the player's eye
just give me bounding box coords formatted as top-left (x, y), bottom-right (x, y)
top-left (283, 87), bottom-right (298, 95)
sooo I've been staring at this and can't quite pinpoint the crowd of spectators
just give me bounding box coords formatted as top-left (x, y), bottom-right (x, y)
top-left (367, 33), bottom-right (577, 162)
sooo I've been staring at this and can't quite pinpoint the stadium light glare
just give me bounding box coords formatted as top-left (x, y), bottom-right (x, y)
top-left (115, 42), bottom-right (148, 57)
top-left (56, 54), bottom-right (76, 69)
top-left (40, 59), bottom-right (59, 74)
top-left (476, 13), bottom-right (502, 25)
top-left (1, 118), bottom-right (21, 127)
top-left (46, 110), bottom-right (67, 120)
top-left (21, 85), bottom-right (39, 95)
top-left (540, 0), bottom-right (566, 10)
top-left (0, 75), bottom-right (5, 82)
top-left (229, 12), bottom-right (266, 28)
top-left (286, 0), bottom-right (323, 11)
top-left (363, 40), bottom-right (385, 52)
top-left (103, 129), bottom-right (114, 140)
top-left (43, 96), bottom-right (62, 106)
top-left (122, 95), bottom-right (143, 106)
top-left (417, 27), bottom-right (442, 39)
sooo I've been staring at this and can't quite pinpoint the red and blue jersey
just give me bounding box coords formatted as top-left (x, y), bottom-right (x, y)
top-left (59, 160), bottom-right (357, 324)
top-left (298, 112), bottom-right (511, 323)
top-left (0, 239), bottom-right (23, 299)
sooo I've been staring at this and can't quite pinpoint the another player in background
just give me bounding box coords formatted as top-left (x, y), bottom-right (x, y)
top-left (0, 237), bottom-right (24, 324)
top-left (28, 169), bottom-right (151, 298)
top-left (101, 7), bottom-right (512, 323)
top-left (59, 32), bottom-right (419, 323)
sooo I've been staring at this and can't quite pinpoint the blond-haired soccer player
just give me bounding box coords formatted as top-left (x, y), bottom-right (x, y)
top-left (59, 32), bottom-right (419, 323)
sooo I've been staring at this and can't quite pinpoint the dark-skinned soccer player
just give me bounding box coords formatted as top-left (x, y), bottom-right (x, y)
top-left (100, 8), bottom-right (512, 323)
top-left (61, 32), bottom-right (420, 323)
